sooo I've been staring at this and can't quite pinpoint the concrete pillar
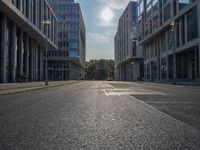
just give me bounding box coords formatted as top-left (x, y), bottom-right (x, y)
top-left (41, 0), bottom-right (44, 32)
top-left (32, 42), bottom-right (35, 81)
top-left (199, 45), bottom-right (200, 79)
top-left (23, 0), bottom-right (26, 15)
top-left (179, 20), bottom-right (182, 46)
top-left (122, 65), bottom-right (124, 81)
top-left (188, 52), bottom-right (192, 80)
top-left (34, 42), bottom-right (37, 81)
top-left (166, 56), bottom-right (169, 81)
top-left (17, 29), bottom-right (24, 81)
top-left (198, 2), bottom-right (200, 80)
top-left (35, 0), bottom-right (38, 27)
top-left (24, 35), bottom-right (29, 81)
top-left (19, 0), bottom-right (22, 11)
top-left (27, 0), bottom-right (30, 19)
top-left (40, 47), bottom-right (44, 81)
top-left (1, 14), bottom-right (7, 83)
top-left (159, 36), bottom-right (162, 80)
top-left (120, 67), bottom-right (122, 81)
top-left (52, 17), bottom-right (54, 43)
top-left (184, 15), bottom-right (188, 44)
top-left (35, 44), bottom-right (38, 81)
top-left (157, 58), bottom-right (159, 80)
top-left (118, 67), bottom-right (120, 81)
top-left (195, 46), bottom-right (198, 80)
top-left (11, 23), bottom-right (17, 83)
top-left (29, 38), bottom-right (34, 81)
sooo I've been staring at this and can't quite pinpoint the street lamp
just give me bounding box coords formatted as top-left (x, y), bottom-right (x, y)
top-left (43, 19), bottom-right (51, 85)
top-left (170, 21), bottom-right (176, 85)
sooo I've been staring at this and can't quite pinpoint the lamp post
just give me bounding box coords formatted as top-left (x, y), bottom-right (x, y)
top-left (171, 21), bottom-right (176, 85)
top-left (43, 19), bottom-right (51, 85)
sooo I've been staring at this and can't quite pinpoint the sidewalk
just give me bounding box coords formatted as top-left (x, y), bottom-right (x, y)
top-left (110, 81), bottom-right (200, 91)
top-left (139, 80), bottom-right (200, 88)
top-left (0, 81), bottom-right (77, 95)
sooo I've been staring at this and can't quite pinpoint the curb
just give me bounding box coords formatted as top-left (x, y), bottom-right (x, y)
top-left (0, 81), bottom-right (77, 95)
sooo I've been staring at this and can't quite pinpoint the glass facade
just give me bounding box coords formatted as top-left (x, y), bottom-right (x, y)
top-left (69, 41), bottom-right (78, 48)
top-left (47, 0), bottom-right (85, 80)
top-left (187, 6), bottom-right (198, 41)
top-left (138, 0), bottom-right (144, 17)
top-left (10, 0), bottom-right (57, 44)
top-left (138, 0), bottom-right (200, 81)
top-left (164, 3), bottom-right (171, 22)
top-left (179, 0), bottom-right (189, 10)
top-left (69, 51), bottom-right (78, 58)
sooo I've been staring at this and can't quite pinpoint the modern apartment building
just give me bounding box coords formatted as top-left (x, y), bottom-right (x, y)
top-left (0, 0), bottom-right (57, 83)
top-left (115, 1), bottom-right (143, 81)
top-left (138, 0), bottom-right (200, 82)
top-left (48, 0), bottom-right (86, 80)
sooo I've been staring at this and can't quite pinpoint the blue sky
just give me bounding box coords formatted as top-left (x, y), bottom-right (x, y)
top-left (76, 0), bottom-right (135, 60)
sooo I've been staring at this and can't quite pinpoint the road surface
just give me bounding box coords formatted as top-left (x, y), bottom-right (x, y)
top-left (0, 81), bottom-right (200, 149)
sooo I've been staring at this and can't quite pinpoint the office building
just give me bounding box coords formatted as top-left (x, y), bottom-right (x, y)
top-left (115, 1), bottom-right (143, 81)
top-left (48, 0), bottom-right (86, 80)
top-left (0, 0), bottom-right (57, 83)
top-left (138, 0), bottom-right (200, 81)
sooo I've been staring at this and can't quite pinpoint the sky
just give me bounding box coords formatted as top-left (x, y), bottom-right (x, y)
top-left (75, 0), bottom-right (136, 61)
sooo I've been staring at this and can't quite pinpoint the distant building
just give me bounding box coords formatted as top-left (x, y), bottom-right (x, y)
top-left (0, 0), bottom-right (57, 83)
top-left (138, 0), bottom-right (200, 82)
top-left (48, 0), bottom-right (86, 80)
top-left (115, 1), bottom-right (143, 81)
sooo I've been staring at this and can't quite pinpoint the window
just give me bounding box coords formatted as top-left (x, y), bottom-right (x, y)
top-left (138, 0), bottom-right (144, 16)
top-left (144, 23), bottom-right (149, 36)
top-left (69, 32), bottom-right (78, 39)
top-left (153, 0), bottom-right (158, 12)
top-left (70, 24), bottom-right (78, 30)
top-left (179, 0), bottom-right (189, 10)
top-left (161, 31), bottom-right (166, 52)
top-left (146, 4), bottom-right (152, 19)
top-left (146, 0), bottom-right (151, 6)
top-left (187, 7), bottom-right (198, 41)
top-left (69, 51), bottom-right (79, 58)
top-left (69, 42), bottom-right (78, 48)
top-left (153, 15), bottom-right (158, 31)
top-left (161, 58), bottom-right (167, 79)
top-left (164, 3), bottom-right (171, 22)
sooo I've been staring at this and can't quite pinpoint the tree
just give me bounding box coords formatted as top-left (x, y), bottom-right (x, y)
top-left (85, 59), bottom-right (114, 80)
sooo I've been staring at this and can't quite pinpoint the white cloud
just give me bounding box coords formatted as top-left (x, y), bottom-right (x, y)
top-left (87, 32), bottom-right (111, 45)
top-left (86, 32), bottom-right (114, 60)
top-left (98, 0), bottom-right (133, 10)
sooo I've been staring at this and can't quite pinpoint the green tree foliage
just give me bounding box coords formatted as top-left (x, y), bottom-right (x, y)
top-left (85, 59), bottom-right (114, 80)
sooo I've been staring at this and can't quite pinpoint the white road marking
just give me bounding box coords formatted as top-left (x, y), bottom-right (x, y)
top-left (103, 89), bottom-right (108, 96)
top-left (102, 89), bottom-right (165, 96)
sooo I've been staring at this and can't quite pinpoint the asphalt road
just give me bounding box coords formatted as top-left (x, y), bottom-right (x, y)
top-left (0, 81), bottom-right (200, 150)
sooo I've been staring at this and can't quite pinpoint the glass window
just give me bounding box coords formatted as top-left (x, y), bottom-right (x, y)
top-left (146, 0), bottom-right (151, 6)
top-left (179, 0), bottom-right (189, 10)
top-left (164, 3), bottom-right (171, 22)
top-left (138, 0), bottom-right (144, 16)
top-left (69, 32), bottom-right (78, 39)
top-left (144, 25), bottom-right (149, 36)
top-left (152, 0), bottom-right (158, 12)
top-left (69, 51), bottom-right (79, 58)
top-left (70, 24), bottom-right (78, 30)
top-left (187, 6), bottom-right (198, 41)
top-left (69, 42), bottom-right (78, 48)
top-left (153, 15), bottom-right (158, 31)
